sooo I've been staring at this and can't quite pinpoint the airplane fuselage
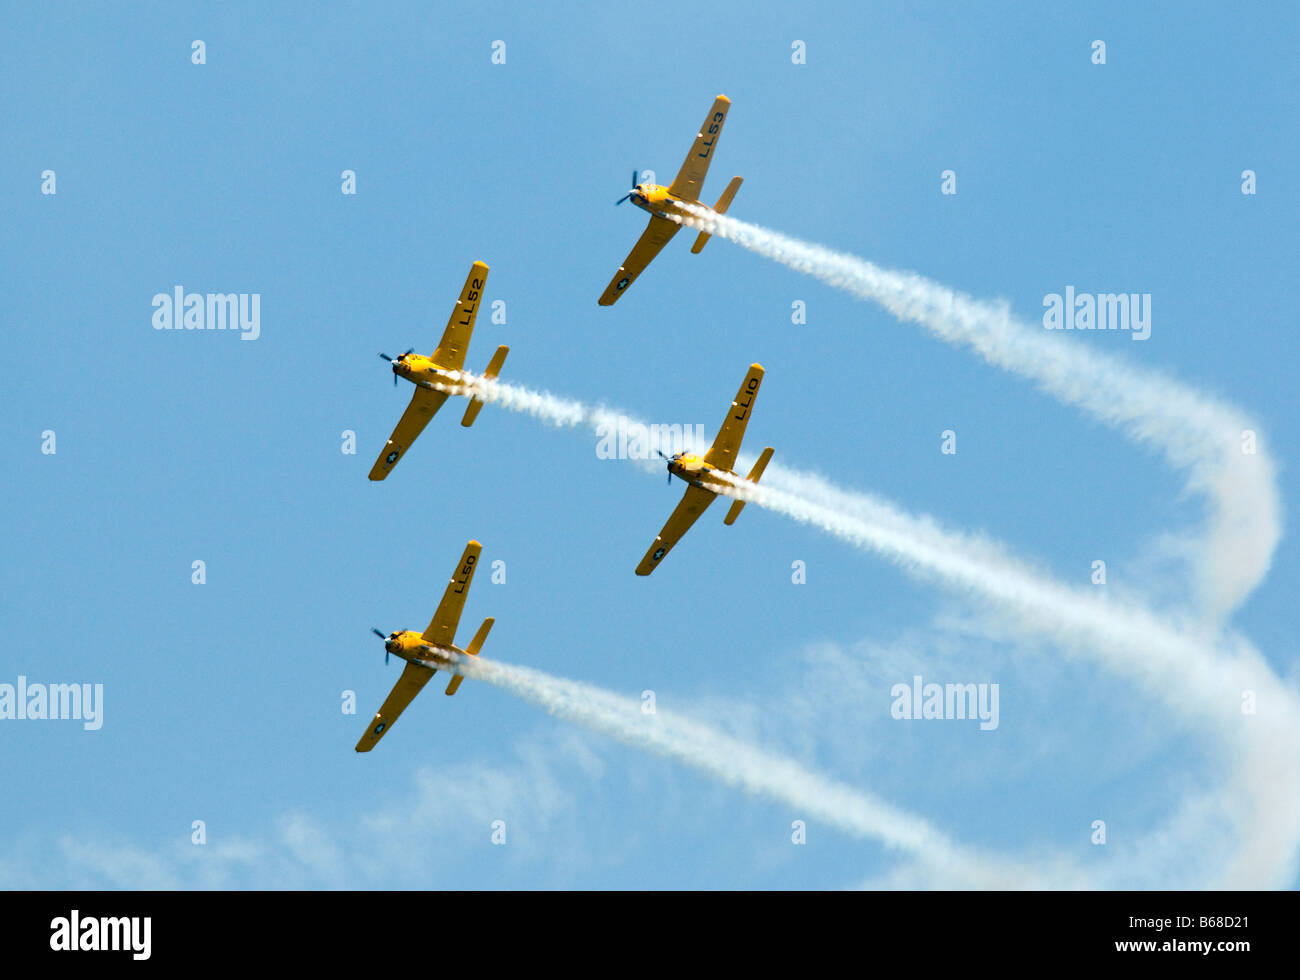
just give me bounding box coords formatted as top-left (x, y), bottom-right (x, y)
top-left (629, 183), bottom-right (698, 219)
top-left (382, 629), bottom-right (460, 668)
top-left (390, 353), bottom-right (460, 390)
top-left (666, 453), bottom-right (732, 493)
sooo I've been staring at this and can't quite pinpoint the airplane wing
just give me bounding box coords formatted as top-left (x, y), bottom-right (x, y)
top-left (422, 540), bottom-right (483, 647)
top-left (635, 485), bottom-right (716, 576)
top-left (431, 260), bottom-right (489, 371)
top-left (368, 387), bottom-right (449, 481)
top-left (355, 661), bottom-right (436, 752)
top-left (668, 94), bottom-right (731, 202)
top-left (598, 216), bottom-right (680, 306)
top-left (703, 363), bottom-right (764, 473)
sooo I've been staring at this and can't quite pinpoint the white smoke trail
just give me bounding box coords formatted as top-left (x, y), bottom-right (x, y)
top-left (717, 464), bottom-right (1300, 886)
top-left (440, 371), bottom-right (1282, 715)
top-left (446, 651), bottom-right (1050, 887)
top-left (438, 371), bottom-right (619, 432)
top-left (668, 203), bottom-right (1281, 621)
top-left (715, 463), bottom-right (1251, 695)
top-left (433, 374), bottom-right (1300, 886)
top-left (432, 373), bottom-right (671, 477)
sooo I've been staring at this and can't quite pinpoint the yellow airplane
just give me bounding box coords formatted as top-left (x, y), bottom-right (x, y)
top-left (369, 260), bottom-right (509, 480)
top-left (599, 94), bottom-right (743, 306)
top-left (636, 364), bottom-right (774, 576)
top-left (356, 540), bottom-right (494, 752)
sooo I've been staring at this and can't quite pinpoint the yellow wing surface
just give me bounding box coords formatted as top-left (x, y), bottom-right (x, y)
top-left (598, 216), bottom-right (680, 306)
top-left (368, 388), bottom-right (449, 481)
top-left (703, 363), bottom-right (764, 473)
top-left (355, 662), bottom-right (436, 752)
top-left (432, 261), bottom-right (489, 371)
top-left (422, 540), bottom-right (482, 648)
top-left (668, 94), bottom-right (730, 202)
top-left (635, 485), bottom-right (716, 576)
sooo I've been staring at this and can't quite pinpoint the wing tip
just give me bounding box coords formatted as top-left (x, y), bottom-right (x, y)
top-left (471, 259), bottom-right (489, 271)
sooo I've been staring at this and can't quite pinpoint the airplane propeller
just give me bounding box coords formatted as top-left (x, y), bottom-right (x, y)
top-left (616, 170), bottom-right (639, 205)
top-left (657, 448), bottom-right (673, 484)
top-left (378, 349), bottom-right (417, 386)
top-left (371, 627), bottom-right (391, 665)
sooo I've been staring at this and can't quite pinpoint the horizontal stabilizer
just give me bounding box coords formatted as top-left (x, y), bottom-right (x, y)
top-left (461, 345), bottom-right (509, 427)
top-left (446, 617), bottom-right (493, 695)
top-left (724, 446), bottom-right (774, 526)
top-left (691, 176), bottom-right (742, 254)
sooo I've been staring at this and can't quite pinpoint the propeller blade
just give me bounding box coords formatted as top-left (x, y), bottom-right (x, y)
top-left (372, 627), bottom-right (392, 664)
top-left (617, 170), bottom-right (639, 205)
top-left (393, 372), bottom-right (398, 387)
top-left (404, 348), bottom-right (415, 355)
top-left (378, 352), bottom-right (393, 362)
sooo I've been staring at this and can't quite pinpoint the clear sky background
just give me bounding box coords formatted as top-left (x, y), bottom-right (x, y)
top-left (2, 1), bottom-right (1296, 889)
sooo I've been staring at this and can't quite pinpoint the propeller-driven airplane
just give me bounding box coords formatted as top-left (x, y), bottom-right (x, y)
top-left (369, 260), bottom-right (509, 480)
top-left (636, 364), bottom-right (774, 576)
top-left (599, 94), bottom-right (743, 306)
top-left (356, 540), bottom-right (494, 752)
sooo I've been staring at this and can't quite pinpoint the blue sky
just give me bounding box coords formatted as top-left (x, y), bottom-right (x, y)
top-left (1, 1), bottom-right (1296, 888)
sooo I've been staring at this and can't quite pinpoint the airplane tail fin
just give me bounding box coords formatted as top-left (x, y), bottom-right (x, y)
top-left (445, 617), bottom-right (493, 695)
top-left (691, 176), bottom-right (743, 254)
top-left (461, 345), bottom-right (509, 427)
top-left (724, 446), bottom-right (773, 525)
